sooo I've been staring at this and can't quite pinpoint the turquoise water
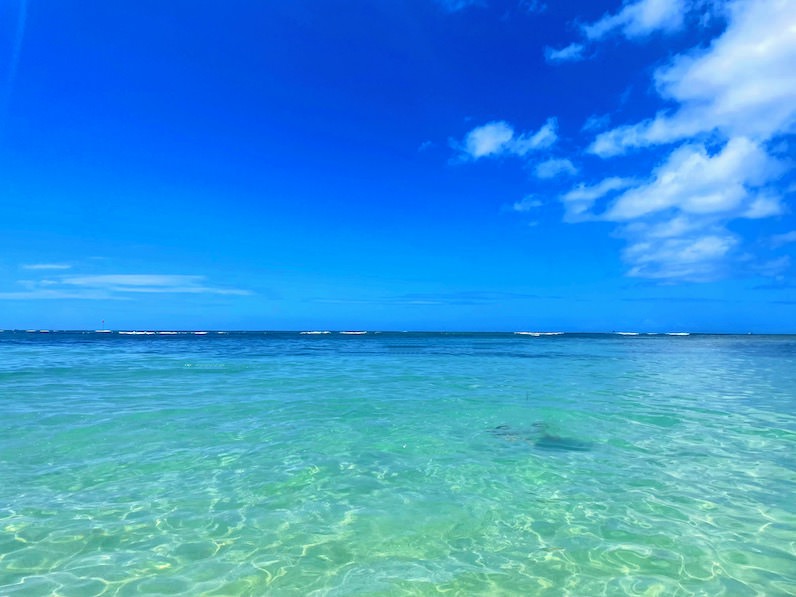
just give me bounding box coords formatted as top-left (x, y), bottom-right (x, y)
top-left (1, 332), bottom-right (795, 596)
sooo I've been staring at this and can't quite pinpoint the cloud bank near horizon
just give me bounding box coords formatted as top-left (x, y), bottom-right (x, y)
top-left (0, 271), bottom-right (252, 300)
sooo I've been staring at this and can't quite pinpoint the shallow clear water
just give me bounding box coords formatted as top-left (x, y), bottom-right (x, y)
top-left (1, 332), bottom-right (795, 596)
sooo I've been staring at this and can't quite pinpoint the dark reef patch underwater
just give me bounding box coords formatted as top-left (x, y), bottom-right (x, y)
top-left (491, 422), bottom-right (595, 452)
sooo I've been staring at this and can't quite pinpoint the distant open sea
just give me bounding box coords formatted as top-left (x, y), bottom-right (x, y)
top-left (1, 331), bottom-right (795, 596)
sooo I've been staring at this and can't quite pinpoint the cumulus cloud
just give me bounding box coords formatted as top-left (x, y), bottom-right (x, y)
top-left (561, 177), bottom-right (635, 222)
top-left (512, 195), bottom-right (543, 212)
top-left (544, 43), bottom-right (585, 63)
top-left (546, 0), bottom-right (691, 65)
top-left (518, 118), bottom-right (558, 152)
top-left (453, 118), bottom-right (557, 161)
top-left (569, 0), bottom-right (796, 281)
top-left (570, 137), bottom-right (787, 280)
top-left (590, 0), bottom-right (796, 156)
top-left (534, 158), bottom-right (577, 179)
top-left (583, 0), bottom-right (688, 40)
top-left (458, 121), bottom-right (514, 159)
top-left (451, 0), bottom-right (793, 282)
top-left (603, 138), bottom-right (784, 221)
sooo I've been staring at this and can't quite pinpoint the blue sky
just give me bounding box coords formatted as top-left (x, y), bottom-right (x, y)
top-left (1, 0), bottom-right (794, 332)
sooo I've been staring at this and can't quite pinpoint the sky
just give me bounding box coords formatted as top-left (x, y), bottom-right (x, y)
top-left (0, 0), bottom-right (795, 332)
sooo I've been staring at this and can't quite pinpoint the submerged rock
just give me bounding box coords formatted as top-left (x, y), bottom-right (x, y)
top-left (491, 422), bottom-right (593, 452)
top-left (534, 433), bottom-right (592, 452)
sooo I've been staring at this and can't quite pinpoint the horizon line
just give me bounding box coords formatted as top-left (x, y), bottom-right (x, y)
top-left (2, 329), bottom-right (794, 336)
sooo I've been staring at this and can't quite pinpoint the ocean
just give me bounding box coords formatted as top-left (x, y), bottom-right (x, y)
top-left (1, 331), bottom-right (795, 596)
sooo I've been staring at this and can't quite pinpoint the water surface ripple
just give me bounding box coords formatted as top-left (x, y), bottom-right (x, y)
top-left (1, 332), bottom-right (795, 595)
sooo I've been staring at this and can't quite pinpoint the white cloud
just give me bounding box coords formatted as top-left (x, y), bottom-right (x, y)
top-left (568, 0), bottom-right (796, 281)
top-left (657, 0), bottom-right (796, 136)
top-left (64, 274), bottom-right (200, 289)
top-left (0, 273), bottom-right (252, 300)
top-left (577, 137), bottom-right (786, 280)
top-left (623, 214), bottom-right (703, 239)
top-left (583, 0), bottom-right (688, 40)
top-left (604, 138), bottom-right (784, 221)
top-left (623, 233), bottom-right (738, 281)
top-left (512, 195), bottom-right (543, 212)
top-left (564, 177), bottom-right (636, 202)
top-left (560, 177), bottom-right (635, 221)
top-left (454, 118), bottom-right (558, 161)
top-left (544, 43), bottom-right (585, 63)
top-left (771, 230), bottom-right (796, 247)
top-left (451, 0), bottom-right (794, 282)
top-left (21, 263), bottom-right (71, 270)
top-left (62, 274), bottom-right (251, 295)
top-left (534, 158), bottom-right (577, 179)
top-left (459, 121), bottom-right (514, 159)
top-left (546, 0), bottom-right (690, 65)
top-left (436, 0), bottom-right (484, 12)
top-left (0, 289), bottom-right (117, 300)
top-left (743, 194), bottom-right (785, 219)
top-left (582, 113), bottom-right (611, 132)
top-left (518, 118), bottom-right (558, 152)
top-left (590, 0), bottom-right (796, 156)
